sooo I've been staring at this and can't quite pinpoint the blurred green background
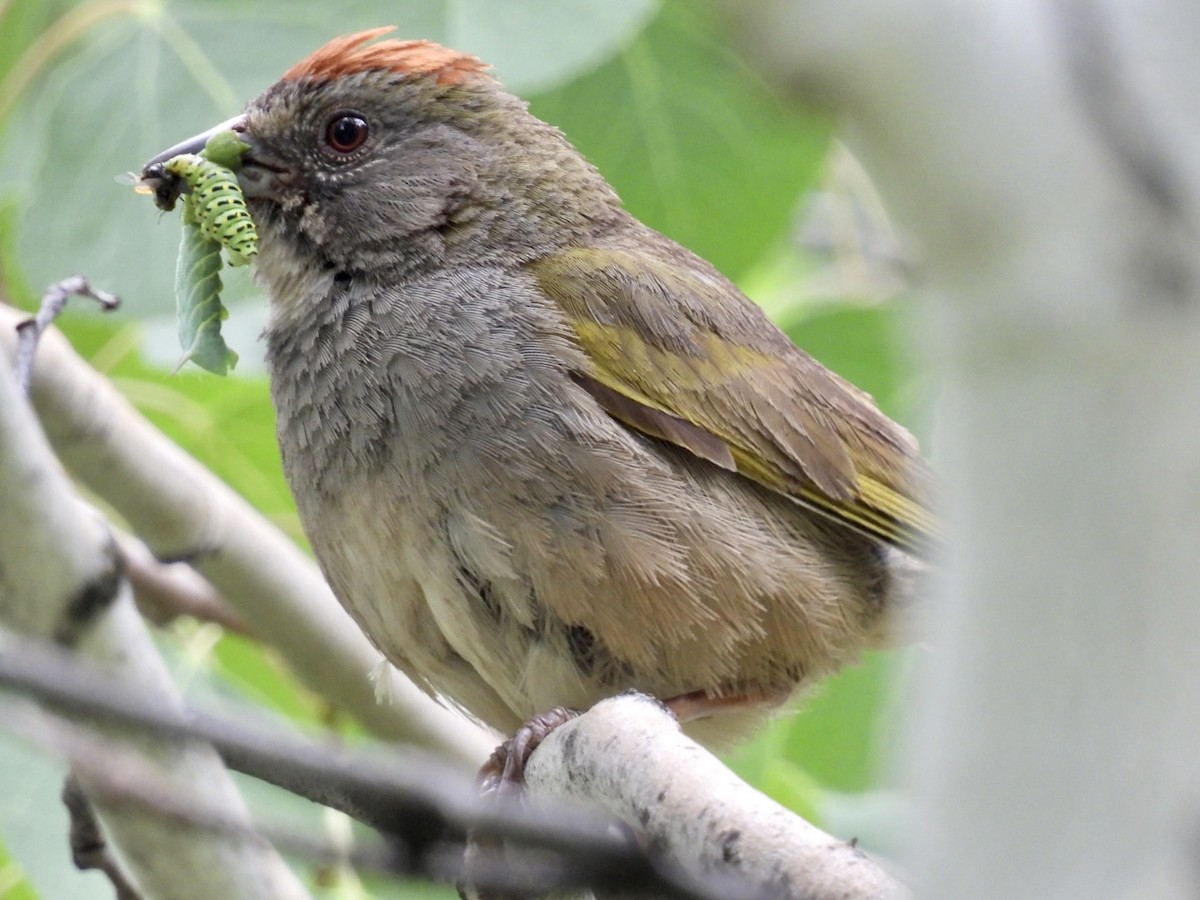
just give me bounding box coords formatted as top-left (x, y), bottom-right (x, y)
top-left (0, 1), bottom-right (929, 897)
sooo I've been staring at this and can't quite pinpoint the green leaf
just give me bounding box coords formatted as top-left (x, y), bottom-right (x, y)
top-left (441, 0), bottom-right (658, 93)
top-left (0, 1), bottom-right (56, 115)
top-left (529, 1), bottom-right (832, 281)
top-left (727, 651), bottom-right (910, 796)
top-left (723, 724), bottom-right (827, 825)
top-left (0, 839), bottom-right (39, 900)
top-left (780, 651), bottom-right (899, 793)
top-left (354, 873), bottom-right (459, 900)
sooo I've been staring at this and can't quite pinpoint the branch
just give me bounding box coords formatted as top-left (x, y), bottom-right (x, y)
top-left (62, 775), bottom-right (145, 900)
top-left (0, 300), bottom-right (494, 766)
top-left (525, 694), bottom-right (908, 900)
top-left (0, 324), bottom-right (310, 898)
top-left (115, 529), bottom-right (254, 636)
top-left (2, 697), bottom-right (405, 874)
top-left (0, 637), bottom-right (738, 900)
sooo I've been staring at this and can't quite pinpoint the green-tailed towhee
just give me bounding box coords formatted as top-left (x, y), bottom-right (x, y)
top-left (145, 28), bottom-right (936, 747)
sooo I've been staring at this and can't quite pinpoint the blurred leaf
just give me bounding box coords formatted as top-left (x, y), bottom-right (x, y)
top-left (0, 0), bottom-right (56, 108)
top-left (354, 872), bottom-right (458, 900)
top-left (529, 1), bottom-right (831, 281)
top-left (782, 651), bottom-right (899, 793)
top-left (210, 633), bottom-right (328, 729)
top-left (781, 301), bottom-right (920, 427)
top-left (0, 840), bottom-right (38, 900)
top-left (442, 0), bottom-right (657, 93)
top-left (728, 651), bottom-right (902, 796)
top-left (0, 197), bottom-right (35, 307)
top-left (723, 724), bottom-right (826, 825)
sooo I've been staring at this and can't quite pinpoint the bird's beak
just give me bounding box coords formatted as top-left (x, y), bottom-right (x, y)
top-left (141, 113), bottom-right (287, 202)
top-left (142, 114), bottom-right (247, 170)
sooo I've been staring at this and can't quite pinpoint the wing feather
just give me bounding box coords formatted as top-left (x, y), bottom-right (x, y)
top-left (528, 241), bottom-right (939, 557)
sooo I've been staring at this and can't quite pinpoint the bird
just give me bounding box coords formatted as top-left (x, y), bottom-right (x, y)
top-left (144, 27), bottom-right (936, 754)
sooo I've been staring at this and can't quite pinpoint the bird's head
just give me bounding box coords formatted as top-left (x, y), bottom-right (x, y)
top-left (143, 28), bottom-right (624, 286)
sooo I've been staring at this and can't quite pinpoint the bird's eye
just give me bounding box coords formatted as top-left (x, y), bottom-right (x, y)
top-left (325, 114), bottom-right (369, 153)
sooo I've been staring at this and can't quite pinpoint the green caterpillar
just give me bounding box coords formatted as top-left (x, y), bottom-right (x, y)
top-left (162, 131), bottom-right (257, 267)
top-left (137, 130), bottom-right (256, 375)
top-left (165, 155), bottom-right (257, 267)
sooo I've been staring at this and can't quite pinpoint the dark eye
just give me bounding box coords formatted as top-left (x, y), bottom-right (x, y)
top-left (325, 113), bottom-right (369, 153)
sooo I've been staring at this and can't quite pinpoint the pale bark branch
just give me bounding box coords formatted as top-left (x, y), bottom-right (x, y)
top-left (524, 693), bottom-right (908, 900)
top-left (0, 329), bottom-right (309, 899)
top-left (1, 696), bottom-right (404, 878)
top-left (0, 301), bottom-right (495, 766)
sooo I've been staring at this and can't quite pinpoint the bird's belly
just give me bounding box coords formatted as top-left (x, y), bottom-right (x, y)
top-left (298, 410), bottom-right (900, 740)
top-left (302, 477), bottom-right (603, 732)
top-left (400, 526), bottom-right (605, 725)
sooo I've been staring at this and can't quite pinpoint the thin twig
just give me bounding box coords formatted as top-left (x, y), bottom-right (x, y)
top-left (14, 276), bottom-right (118, 395)
top-left (116, 532), bottom-right (255, 636)
top-left (9, 698), bottom-right (604, 896)
top-left (61, 774), bottom-right (144, 900)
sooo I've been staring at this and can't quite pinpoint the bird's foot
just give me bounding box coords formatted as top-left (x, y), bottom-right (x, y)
top-left (478, 706), bottom-right (579, 800)
top-left (463, 707), bottom-right (580, 899)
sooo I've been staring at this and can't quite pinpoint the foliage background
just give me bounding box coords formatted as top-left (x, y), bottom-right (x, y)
top-left (0, 1), bottom-right (929, 896)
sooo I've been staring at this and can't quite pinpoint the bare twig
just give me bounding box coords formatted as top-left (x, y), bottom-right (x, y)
top-left (117, 531), bottom-right (255, 636)
top-left (37, 707), bottom-right (627, 900)
top-left (62, 774), bottom-right (143, 900)
top-left (13, 275), bottom-right (118, 395)
top-left (2, 698), bottom-right (404, 879)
